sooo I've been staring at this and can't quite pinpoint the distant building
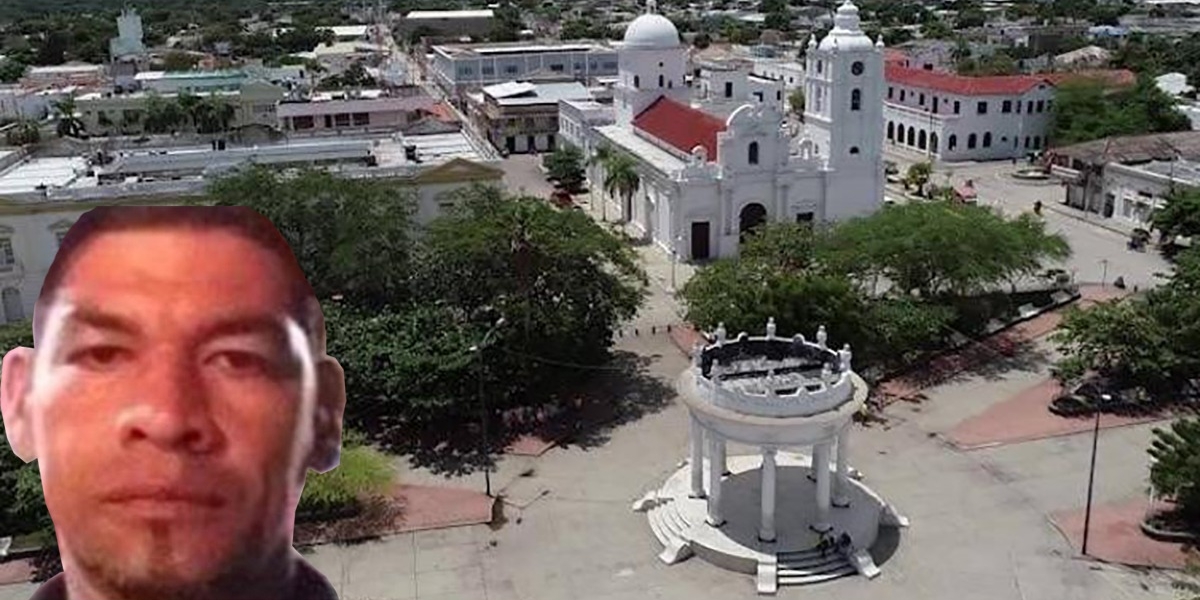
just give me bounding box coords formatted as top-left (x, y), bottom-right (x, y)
top-left (695, 59), bottom-right (785, 116)
top-left (428, 41), bottom-right (619, 98)
top-left (75, 80), bottom-right (286, 134)
top-left (1047, 131), bottom-right (1200, 226)
top-left (1054, 45), bottom-right (1112, 70)
top-left (1156, 72), bottom-right (1195, 97)
top-left (21, 64), bottom-right (106, 90)
top-left (399, 9), bottom-right (497, 40)
top-left (278, 89), bottom-right (443, 133)
top-left (0, 86), bottom-right (73, 121)
top-left (469, 80), bottom-right (593, 153)
top-left (109, 8), bottom-right (147, 60)
top-left (749, 57), bottom-right (805, 89)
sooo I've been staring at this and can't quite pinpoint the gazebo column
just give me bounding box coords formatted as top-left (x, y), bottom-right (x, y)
top-left (715, 434), bottom-right (729, 476)
top-left (759, 447), bottom-right (777, 542)
top-left (706, 432), bottom-right (725, 527)
top-left (834, 427), bottom-right (852, 508)
top-left (689, 416), bottom-right (706, 498)
top-left (811, 441), bottom-right (832, 533)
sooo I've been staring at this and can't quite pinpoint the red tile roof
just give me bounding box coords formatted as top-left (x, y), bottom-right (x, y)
top-left (633, 96), bottom-right (727, 161)
top-left (884, 48), bottom-right (910, 66)
top-left (886, 63), bottom-right (1047, 96)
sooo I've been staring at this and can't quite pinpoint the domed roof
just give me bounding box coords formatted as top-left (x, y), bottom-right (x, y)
top-left (623, 13), bottom-right (680, 49)
top-left (817, 0), bottom-right (874, 51)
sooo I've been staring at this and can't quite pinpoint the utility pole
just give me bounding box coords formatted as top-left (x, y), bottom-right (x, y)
top-left (1082, 406), bottom-right (1102, 556)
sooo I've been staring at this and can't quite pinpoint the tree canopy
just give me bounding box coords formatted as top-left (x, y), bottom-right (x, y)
top-left (1051, 75), bottom-right (1192, 146)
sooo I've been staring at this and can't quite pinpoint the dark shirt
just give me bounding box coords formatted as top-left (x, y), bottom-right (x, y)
top-left (29, 558), bottom-right (338, 600)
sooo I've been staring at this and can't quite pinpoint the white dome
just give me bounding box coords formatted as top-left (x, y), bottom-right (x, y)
top-left (623, 13), bottom-right (680, 49)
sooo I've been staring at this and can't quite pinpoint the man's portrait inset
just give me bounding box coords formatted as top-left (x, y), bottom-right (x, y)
top-left (1, 206), bottom-right (347, 600)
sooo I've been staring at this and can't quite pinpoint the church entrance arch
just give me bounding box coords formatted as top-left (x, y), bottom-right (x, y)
top-left (738, 203), bottom-right (767, 244)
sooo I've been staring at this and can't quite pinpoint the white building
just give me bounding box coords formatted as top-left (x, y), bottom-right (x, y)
top-left (561, 0), bottom-right (883, 262)
top-left (399, 9), bottom-right (497, 39)
top-left (109, 8), bottom-right (147, 60)
top-left (696, 60), bottom-right (786, 115)
top-left (428, 41), bottom-right (619, 97)
top-left (0, 86), bottom-right (73, 121)
top-left (750, 57), bottom-right (806, 89)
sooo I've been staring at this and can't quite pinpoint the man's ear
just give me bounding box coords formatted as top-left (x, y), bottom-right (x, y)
top-left (306, 356), bottom-right (346, 474)
top-left (1, 347), bottom-right (37, 462)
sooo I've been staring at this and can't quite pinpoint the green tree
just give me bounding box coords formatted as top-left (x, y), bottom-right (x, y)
top-left (162, 50), bottom-right (201, 72)
top-left (176, 92), bottom-right (203, 130)
top-left (1052, 75), bottom-right (1191, 146)
top-left (208, 167), bottom-right (417, 309)
top-left (51, 97), bottom-right (84, 138)
top-left (298, 430), bottom-right (395, 515)
top-left (143, 94), bottom-right (186, 134)
top-left (920, 19), bottom-right (953, 40)
top-left (0, 321), bottom-right (52, 540)
top-left (788, 88), bottom-right (805, 118)
top-left (4, 119), bottom-right (40, 146)
top-left (1149, 418), bottom-right (1200, 529)
top-left (543, 144), bottom-right (585, 192)
top-left (602, 152), bottom-right (641, 219)
top-left (0, 58), bottom-right (26, 83)
top-left (1152, 188), bottom-right (1200, 243)
top-left (905, 161), bottom-right (932, 195)
top-left (194, 97), bottom-right (236, 134)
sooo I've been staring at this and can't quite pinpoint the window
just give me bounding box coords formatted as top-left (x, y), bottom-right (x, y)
top-left (459, 66), bottom-right (473, 76)
top-left (933, 97), bottom-right (939, 113)
top-left (816, 60), bottom-right (823, 74)
top-left (919, 93), bottom-right (925, 106)
top-left (659, 74), bottom-right (664, 87)
top-left (668, 80), bottom-right (673, 88)
top-left (334, 113), bottom-right (351, 127)
top-left (887, 121), bottom-right (894, 140)
top-left (983, 132), bottom-right (992, 148)
top-left (888, 86), bottom-right (894, 99)
top-left (724, 81), bottom-right (733, 98)
top-left (977, 101), bottom-right (988, 115)
top-left (505, 65), bottom-right (519, 74)
top-left (634, 75), bottom-right (640, 88)
top-left (954, 100), bottom-right (961, 114)
top-left (1047, 100), bottom-right (1053, 111)
top-left (1016, 100), bottom-right (1022, 114)
top-left (324, 115), bottom-right (333, 128)
top-left (1026, 101), bottom-right (1033, 113)
top-left (968, 133), bottom-right (977, 149)
top-left (549, 64), bottom-right (564, 72)
top-left (776, 90), bottom-right (781, 101)
top-left (574, 62), bottom-right (583, 71)
top-left (1002, 100), bottom-right (1012, 113)
top-left (482, 65), bottom-right (495, 75)
top-left (352, 112), bottom-right (370, 126)
top-left (851, 89), bottom-right (861, 111)
top-left (948, 134), bottom-right (957, 150)
top-left (753, 91), bottom-right (764, 102)
top-left (1033, 136), bottom-right (1041, 149)
top-left (0, 239), bottom-right (13, 271)
top-left (748, 141), bottom-right (759, 165)
top-left (1024, 136), bottom-right (1030, 149)
top-left (292, 115), bottom-right (314, 130)
top-left (900, 89), bottom-right (906, 102)
top-left (1036, 100), bottom-right (1044, 113)
top-left (849, 146), bottom-right (860, 155)
top-left (602, 61), bottom-right (617, 70)
top-left (851, 61), bottom-right (864, 76)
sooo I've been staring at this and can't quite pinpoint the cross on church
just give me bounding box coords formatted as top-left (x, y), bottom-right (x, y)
top-left (646, 0), bottom-right (657, 14)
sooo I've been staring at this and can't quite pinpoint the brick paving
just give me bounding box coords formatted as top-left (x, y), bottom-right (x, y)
top-left (0, 560), bottom-right (32, 586)
top-left (391, 484), bottom-right (494, 534)
top-left (945, 378), bottom-right (1172, 450)
top-left (1049, 499), bottom-right (1190, 570)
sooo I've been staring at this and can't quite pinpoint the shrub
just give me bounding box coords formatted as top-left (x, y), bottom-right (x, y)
top-left (298, 430), bottom-right (395, 518)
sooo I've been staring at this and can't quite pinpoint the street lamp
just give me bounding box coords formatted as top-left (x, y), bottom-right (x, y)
top-left (670, 233), bottom-right (685, 293)
top-left (1099, 258), bottom-right (1110, 288)
top-left (1081, 398), bottom-right (1104, 556)
top-left (470, 315), bottom-right (507, 497)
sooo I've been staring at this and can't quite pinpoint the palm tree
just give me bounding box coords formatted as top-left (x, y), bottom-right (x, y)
top-left (176, 92), bottom-right (202, 131)
top-left (588, 144), bottom-right (615, 219)
top-left (602, 152), bottom-right (640, 224)
top-left (51, 97), bottom-right (84, 138)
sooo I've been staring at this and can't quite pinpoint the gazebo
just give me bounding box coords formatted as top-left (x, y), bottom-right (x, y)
top-left (634, 319), bottom-right (909, 594)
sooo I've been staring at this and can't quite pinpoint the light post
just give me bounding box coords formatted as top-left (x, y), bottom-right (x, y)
top-left (470, 316), bottom-right (507, 497)
top-left (1100, 258), bottom-right (1109, 288)
top-left (670, 233), bottom-right (684, 293)
top-left (1081, 399), bottom-right (1104, 556)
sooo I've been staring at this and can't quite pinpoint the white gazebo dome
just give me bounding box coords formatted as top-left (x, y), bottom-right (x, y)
top-left (623, 13), bottom-right (681, 49)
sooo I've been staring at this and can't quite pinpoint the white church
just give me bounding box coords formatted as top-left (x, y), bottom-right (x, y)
top-left (558, 0), bottom-right (884, 261)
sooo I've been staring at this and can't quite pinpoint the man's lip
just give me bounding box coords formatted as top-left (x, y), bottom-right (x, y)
top-left (103, 487), bottom-right (226, 507)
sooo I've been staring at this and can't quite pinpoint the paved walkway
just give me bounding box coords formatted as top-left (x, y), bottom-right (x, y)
top-left (946, 378), bottom-right (1173, 450)
top-left (1049, 500), bottom-right (1190, 569)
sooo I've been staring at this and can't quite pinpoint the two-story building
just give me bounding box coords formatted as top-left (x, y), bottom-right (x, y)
top-left (469, 80), bottom-right (594, 153)
top-left (278, 89), bottom-right (443, 133)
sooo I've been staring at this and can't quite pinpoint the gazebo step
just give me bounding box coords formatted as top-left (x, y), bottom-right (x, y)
top-left (777, 563), bottom-right (856, 585)
top-left (777, 551), bottom-right (848, 570)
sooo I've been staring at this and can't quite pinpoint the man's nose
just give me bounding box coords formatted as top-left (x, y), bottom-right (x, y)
top-left (118, 358), bottom-right (220, 454)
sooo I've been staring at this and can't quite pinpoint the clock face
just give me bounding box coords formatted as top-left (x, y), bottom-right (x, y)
top-left (851, 61), bottom-right (864, 76)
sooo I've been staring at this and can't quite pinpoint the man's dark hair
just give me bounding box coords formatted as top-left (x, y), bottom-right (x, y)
top-left (35, 205), bottom-right (322, 347)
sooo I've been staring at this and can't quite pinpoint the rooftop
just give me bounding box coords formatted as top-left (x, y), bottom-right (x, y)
top-left (483, 81), bottom-right (593, 106)
top-left (322, 25), bottom-right (371, 37)
top-left (1136, 158), bottom-right (1200, 186)
top-left (26, 64), bottom-right (104, 75)
top-left (404, 9), bottom-right (495, 19)
top-left (633, 96), bottom-right (727, 162)
top-left (0, 157), bottom-right (94, 196)
top-left (433, 41), bottom-right (612, 58)
top-left (886, 64), bottom-right (1135, 96)
top-left (1047, 131), bottom-right (1200, 165)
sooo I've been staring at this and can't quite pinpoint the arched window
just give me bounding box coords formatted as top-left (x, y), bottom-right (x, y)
top-left (931, 133), bottom-right (938, 153)
top-left (887, 121), bottom-right (895, 141)
top-left (849, 146), bottom-right (860, 155)
top-left (949, 134), bottom-right (957, 150)
top-left (967, 133), bottom-right (977, 149)
top-left (817, 60), bottom-right (823, 74)
top-left (906, 127), bottom-right (915, 147)
top-left (918, 130), bottom-right (927, 150)
top-left (1033, 136), bottom-right (1041, 149)
top-left (634, 75), bottom-right (640, 88)
top-left (748, 141), bottom-right (759, 165)
top-left (850, 89), bottom-right (861, 111)
top-left (668, 80), bottom-right (673, 88)
top-left (983, 132), bottom-right (992, 148)
top-left (897, 124), bottom-right (906, 145)
top-left (658, 74), bottom-right (664, 87)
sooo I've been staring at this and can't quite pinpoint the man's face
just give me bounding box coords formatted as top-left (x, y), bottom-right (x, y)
top-left (26, 229), bottom-right (317, 595)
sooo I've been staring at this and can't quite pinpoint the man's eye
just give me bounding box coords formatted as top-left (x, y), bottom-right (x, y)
top-left (69, 346), bottom-right (131, 369)
top-left (209, 351), bottom-right (273, 376)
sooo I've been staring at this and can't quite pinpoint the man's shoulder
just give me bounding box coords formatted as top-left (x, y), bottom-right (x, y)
top-left (28, 574), bottom-right (66, 600)
top-left (294, 557), bottom-right (339, 600)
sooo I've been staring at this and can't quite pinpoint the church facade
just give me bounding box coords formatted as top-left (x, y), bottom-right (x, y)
top-left (559, 0), bottom-right (885, 261)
